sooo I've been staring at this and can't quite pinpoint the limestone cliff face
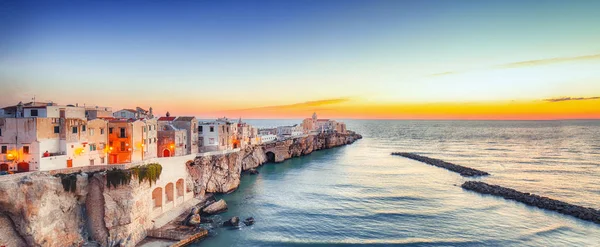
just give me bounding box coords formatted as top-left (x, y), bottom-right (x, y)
top-left (187, 132), bottom-right (362, 194)
top-left (0, 173), bottom-right (87, 247)
top-left (87, 174), bottom-right (154, 247)
top-left (0, 172), bottom-right (155, 247)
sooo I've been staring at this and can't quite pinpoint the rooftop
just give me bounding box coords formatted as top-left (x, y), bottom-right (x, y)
top-left (158, 116), bottom-right (177, 121)
top-left (175, 116), bottom-right (195, 122)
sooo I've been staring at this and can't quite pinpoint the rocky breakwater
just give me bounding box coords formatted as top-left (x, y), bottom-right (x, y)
top-left (462, 181), bottom-right (600, 224)
top-left (187, 131), bottom-right (362, 194)
top-left (391, 152), bottom-right (489, 177)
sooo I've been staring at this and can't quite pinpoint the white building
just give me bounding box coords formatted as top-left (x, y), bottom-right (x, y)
top-left (197, 121), bottom-right (227, 152)
top-left (259, 134), bottom-right (277, 143)
top-left (113, 107), bottom-right (153, 119)
top-left (277, 124), bottom-right (304, 139)
top-left (0, 102), bottom-right (109, 172)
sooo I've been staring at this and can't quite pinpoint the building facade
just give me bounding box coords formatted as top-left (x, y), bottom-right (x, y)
top-left (173, 117), bottom-right (198, 155)
top-left (0, 102), bottom-right (109, 172)
top-left (107, 118), bottom-right (157, 164)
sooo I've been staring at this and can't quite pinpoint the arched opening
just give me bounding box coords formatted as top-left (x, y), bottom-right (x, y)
top-left (165, 183), bottom-right (174, 203)
top-left (17, 162), bottom-right (29, 172)
top-left (0, 163), bottom-right (8, 172)
top-left (152, 187), bottom-right (163, 208)
top-left (266, 151), bottom-right (275, 163)
top-left (162, 149), bottom-right (171, 157)
top-left (176, 179), bottom-right (184, 198)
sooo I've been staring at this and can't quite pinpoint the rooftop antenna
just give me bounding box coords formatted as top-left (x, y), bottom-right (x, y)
top-left (32, 95), bottom-right (36, 104)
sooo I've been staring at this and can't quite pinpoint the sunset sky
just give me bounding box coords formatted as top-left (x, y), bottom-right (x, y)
top-left (1, 0), bottom-right (599, 119)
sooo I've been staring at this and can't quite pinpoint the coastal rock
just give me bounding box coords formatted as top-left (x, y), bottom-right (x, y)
top-left (248, 169), bottom-right (259, 175)
top-left (203, 199), bottom-right (228, 215)
top-left (183, 207), bottom-right (202, 226)
top-left (243, 217), bottom-right (255, 226)
top-left (462, 181), bottom-right (600, 225)
top-left (223, 216), bottom-right (240, 227)
top-left (391, 152), bottom-right (489, 177)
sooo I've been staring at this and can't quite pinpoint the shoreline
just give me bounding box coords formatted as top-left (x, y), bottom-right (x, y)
top-left (137, 131), bottom-right (363, 246)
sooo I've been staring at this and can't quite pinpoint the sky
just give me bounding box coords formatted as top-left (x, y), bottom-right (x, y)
top-left (1, 0), bottom-right (599, 119)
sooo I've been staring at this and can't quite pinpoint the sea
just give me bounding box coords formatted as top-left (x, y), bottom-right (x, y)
top-left (194, 120), bottom-right (600, 246)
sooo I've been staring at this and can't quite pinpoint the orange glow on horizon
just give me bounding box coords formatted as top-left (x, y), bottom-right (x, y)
top-left (198, 98), bottom-right (600, 120)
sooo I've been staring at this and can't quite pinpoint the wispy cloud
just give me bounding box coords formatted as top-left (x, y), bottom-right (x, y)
top-left (233, 98), bottom-right (352, 111)
top-left (500, 54), bottom-right (600, 68)
top-left (543, 96), bottom-right (600, 102)
top-left (428, 53), bottom-right (600, 77)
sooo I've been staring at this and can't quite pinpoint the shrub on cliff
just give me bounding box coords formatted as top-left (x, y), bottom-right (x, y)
top-left (106, 163), bottom-right (163, 189)
top-left (56, 173), bottom-right (78, 193)
top-left (130, 163), bottom-right (162, 185)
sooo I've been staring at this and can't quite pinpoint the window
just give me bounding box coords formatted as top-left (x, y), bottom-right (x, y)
top-left (109, 127), bottom-right (113, 134)
top-left (210, 126), bottom-right (214, 132)
top-left (90, 129), bottom-right (94, 136)
top-left (198, 126), bottom-right (203, 133)
top-left (54, 126), bottom-right (60, 134)
top-left (30, 109), bottom-right (38, 116)
top-left (120, 128), bottom-right (126, 138)
top-left (82, 125), bottom-right (86, 132)
top-left (120, 141), bottom-right (125, 151)
top-left (89, 159), bottom-right (94, 166)
top-left (23, 146), bottom-right (29, 154)
top-left (100, 128), bottom-right (104, 135)
top-left (109, 141), bottom-right (113, 147)
top-left (121, 112), bottom-right (126, 117)
top-left (100, 157), bottom-right (105, 164)
top-left (209, 138), bottom-right (215, 144)
top-left (143, 126), bottom-right (146, 132)
top-left (0, 128), bottom-right (2, 136)
top-left (89, 144), bottom-right (97, 151)
top-left (1, 146), bottom-right (6, 154)
top-left (72, 126), bottom-right (78, 133)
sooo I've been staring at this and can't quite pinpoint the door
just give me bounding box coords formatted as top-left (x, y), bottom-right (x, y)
top-left (17, 162), bottom-right (29, 172)
top-left (67, 159), bottom-right (73, 168)
top-left (163, 149), bottom-right (171, 157)
top-left (0, 163), bottom-right (8, 171)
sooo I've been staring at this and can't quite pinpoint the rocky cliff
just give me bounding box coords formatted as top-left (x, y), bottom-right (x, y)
top-left (187, 131), bottom-right (362, 194)
top-left (0, 173), bottom-right (88, 247)
top-left (0, 171), bottom-right (154, 247)
top-left (0, 131), bottom-right (361, 247)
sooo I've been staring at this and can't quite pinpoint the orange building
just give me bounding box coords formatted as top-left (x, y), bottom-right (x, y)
top-left (107, 118), bottom-right (158, 164)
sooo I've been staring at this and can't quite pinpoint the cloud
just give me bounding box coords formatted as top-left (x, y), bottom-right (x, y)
top-left (543, 96), bottom-right (600, 102)
top-left (427, 53), bottom-right (600, 77)
top-left (233, 98), bottom-right (352, 111)
top-left (500, 54), bottom-right (600, 68)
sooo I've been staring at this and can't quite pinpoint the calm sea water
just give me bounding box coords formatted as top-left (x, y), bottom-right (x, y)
top-left (196, 120), bottom-right (600, 246)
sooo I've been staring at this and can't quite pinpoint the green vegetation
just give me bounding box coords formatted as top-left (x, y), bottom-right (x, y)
top-left (56, 173), bottom-right (78, 193)
top-left (106, 168), bottom-right (132, 189)
top-left (106, 163), bottom-right (163, 189)
top-left (131, 163), bottom-right (163, 185)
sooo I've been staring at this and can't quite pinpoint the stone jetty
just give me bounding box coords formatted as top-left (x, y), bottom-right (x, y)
top-left (462, 181), bottom-right (600, 224)
top-left (391, 152), bottom-right (489, 177)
